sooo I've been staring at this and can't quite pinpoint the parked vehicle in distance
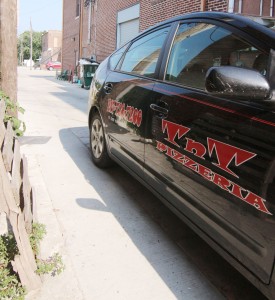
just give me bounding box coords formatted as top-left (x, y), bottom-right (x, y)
top-left (88, 12), bottom-right (275, 299)
top-left (46, 61), bottom-right (61, 71)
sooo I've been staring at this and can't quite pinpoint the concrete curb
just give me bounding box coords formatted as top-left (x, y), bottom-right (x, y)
top-left (23, 153), bottom-right (84, 300)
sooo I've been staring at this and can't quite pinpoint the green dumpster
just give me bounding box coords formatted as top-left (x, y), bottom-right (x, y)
top-left (79, 60), bottom-right (99, 89)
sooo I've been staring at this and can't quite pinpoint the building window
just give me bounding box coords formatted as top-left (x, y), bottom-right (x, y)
top-left (76, 0), bottom-right (80, 17)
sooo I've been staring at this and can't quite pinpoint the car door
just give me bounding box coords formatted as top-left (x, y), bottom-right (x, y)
top-left (144, 20), bottom-right (275, 284)
top-left (102, 26), bottom-right (171, 178)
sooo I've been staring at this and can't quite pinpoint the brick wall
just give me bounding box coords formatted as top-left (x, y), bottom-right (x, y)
top-left (87, 0), bottom-right (138, 62)
top-left (206, 0), bottom-right (228, 12)
top-left (0, 0), bottom-right (17, 102)
top-left (235, 0), bottom-right (275, 17)
top-left (140, 0), bottom-right (201, 32)
top-left (63, 0), bottom-right (275, 68)
top-left (41, 31), bottom-right (62, 64)
top-left (62, 0), bottom-right (81, 72)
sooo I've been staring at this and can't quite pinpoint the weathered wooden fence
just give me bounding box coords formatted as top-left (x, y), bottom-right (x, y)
top-left (0, 100), bottom-right (41, 291)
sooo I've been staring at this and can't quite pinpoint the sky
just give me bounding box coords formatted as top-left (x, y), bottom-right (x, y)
top-left (18, 0), bottom-right (62, 34)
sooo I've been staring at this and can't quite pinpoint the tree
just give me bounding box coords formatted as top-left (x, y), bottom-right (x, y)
top-left (17, 31), bottom-right (45, 64)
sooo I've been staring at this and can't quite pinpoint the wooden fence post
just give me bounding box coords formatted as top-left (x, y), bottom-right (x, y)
top-left (0, 99), bottom-right (41, 291)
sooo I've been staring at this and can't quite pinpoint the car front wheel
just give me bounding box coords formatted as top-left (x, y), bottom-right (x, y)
top-left (90, 113), bottom-right (112, 168)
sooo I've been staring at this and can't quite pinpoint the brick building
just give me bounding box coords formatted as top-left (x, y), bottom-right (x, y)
top-left (41, 30), bottom-right (62, 66)
top-left (62, 0), bottom-right (275, 73)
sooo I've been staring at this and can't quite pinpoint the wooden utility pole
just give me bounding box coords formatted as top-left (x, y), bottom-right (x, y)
top-left (0, 0), bottom-right (18, 102)
top-left (20, 36), bottom-right (23, 66)
top-left (30, 18), bottom-right (33, 70)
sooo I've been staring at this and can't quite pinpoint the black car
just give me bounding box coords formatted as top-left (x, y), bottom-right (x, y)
top-left (88, 12), bottom-right (275, 299)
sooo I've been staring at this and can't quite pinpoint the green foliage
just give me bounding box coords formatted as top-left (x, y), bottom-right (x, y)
top-left (0, 222), bottom-right (64, 299)
top-left (0, 91), bottom-right (26, 136)
top-left (30, 223), bottom-right (65, 277)
top-left (17, 31), bottom-right (45, 63)
top-left (36, 253), bottom-right (65, 276)
top-left (0, 234), bottom-right (26, 300)
top-left (0, 268), bottom-right (26, 300)
top-left (29, 223), bottom-right (46, 256)
top-left (0, 234), bottom-right (18, 267)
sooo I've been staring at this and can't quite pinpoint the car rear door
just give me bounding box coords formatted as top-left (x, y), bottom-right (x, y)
top-left (102, 26), bottom-right (172, 178)
top-left (144, 20), bottom-right (275, 284)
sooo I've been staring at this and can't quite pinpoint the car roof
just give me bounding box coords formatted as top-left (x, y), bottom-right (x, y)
top-left (140, 12), bottom-right (275, 49)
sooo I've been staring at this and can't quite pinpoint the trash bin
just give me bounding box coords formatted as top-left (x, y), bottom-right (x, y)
top-left (79, 59), bottom-right (99, 89)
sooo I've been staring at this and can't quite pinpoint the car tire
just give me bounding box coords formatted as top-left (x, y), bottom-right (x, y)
top-left (90, 113), bottom-right (113, 168)
top-left (49, 67), bottom-right (53, 71)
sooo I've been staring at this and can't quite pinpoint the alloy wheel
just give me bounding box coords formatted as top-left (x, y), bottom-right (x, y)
top-left (91, 118), bottom-right (104, 159)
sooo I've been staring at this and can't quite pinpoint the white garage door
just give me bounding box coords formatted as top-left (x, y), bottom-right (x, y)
top-left (117, 3), bottom-right (140, 49)
top-left (119, 18), bottom-right (139, 47)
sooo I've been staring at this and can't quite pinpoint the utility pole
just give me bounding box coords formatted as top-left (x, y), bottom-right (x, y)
top-left (20, 35), bottom-right (23, 66)
top-left (30, 18), bottom-right (33, 70)
top-left (0, 0), bottom-right (18, 102)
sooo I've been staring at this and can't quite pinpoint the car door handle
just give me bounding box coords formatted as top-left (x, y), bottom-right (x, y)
top-left (104, 82), bottom-right (113, 94)
top-left (150, 104), bottom-right (168, 115)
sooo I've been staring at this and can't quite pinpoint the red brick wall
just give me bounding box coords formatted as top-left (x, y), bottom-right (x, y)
top-left (140, 0), bottom-right (201, 32)
top-left (63, 0), bottom-right (275, 68)
top-left (62, 0), bottom-right (81, 72)
top-left (206, 0), bottom-right (228, 12)
top-left (233, 0), bottom-right (274, 16)
top-left (241, 0), bottom-right (261, 15)
top-left (263, 0), bottom-right (271, 16)
top-left (92, 0), bottom-right (228, 61)
top-left (63, 0), bottom-right (229, 66)
top-left (93, 1), bottom-right (138, 62)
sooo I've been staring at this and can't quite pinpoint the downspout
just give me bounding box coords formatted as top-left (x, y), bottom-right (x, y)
top-left (61, 0), bottom-right (64, 67)
top-left (88, 0), bottom-right (91, 44)
top-left (271, 0), bottom-right (274, 17)
top-left (201, 0), bottom-right (206, 11)
top-left (228, 0), bottom-right (235, 13)
top-left (93, 0), bottom-right (97, 58)
top-left (79, 0), bottom-right (84, 59)
top-left (239, 0), bottom-right (242, 13)
top-left (260, 0), bottom-right (263, 16)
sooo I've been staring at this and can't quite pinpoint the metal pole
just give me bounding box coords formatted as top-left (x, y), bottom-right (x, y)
top-left (239, 0), bottom-right (242, 13)
top-left (88, 0), bottom-right (91, 44)
top-left (260, 0), bottom-right (263, 16)
top-left (228, 0), bottom-right (235, 13)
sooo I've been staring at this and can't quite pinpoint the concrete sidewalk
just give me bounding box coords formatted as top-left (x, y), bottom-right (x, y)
top-left (18, 67), bottom-right (224, 300)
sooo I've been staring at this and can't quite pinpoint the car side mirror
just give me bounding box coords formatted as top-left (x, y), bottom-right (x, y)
top-left (205, 66), bottom-right (271, 101)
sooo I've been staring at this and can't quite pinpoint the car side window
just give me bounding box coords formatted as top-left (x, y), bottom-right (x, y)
top-left (120, 27), bottom-right (169, 77)
top-left (165, 23), bottom-right (269, 90)
top-left (109, 44), bottom-right (129, 70)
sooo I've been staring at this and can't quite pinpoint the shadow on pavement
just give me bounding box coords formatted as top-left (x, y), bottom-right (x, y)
top-left (59, 126), bottom-right (266, 300)
top-left (76, 198), bottom-right (108, 212)
top-left (19, 136), bottom-right (52, 145)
